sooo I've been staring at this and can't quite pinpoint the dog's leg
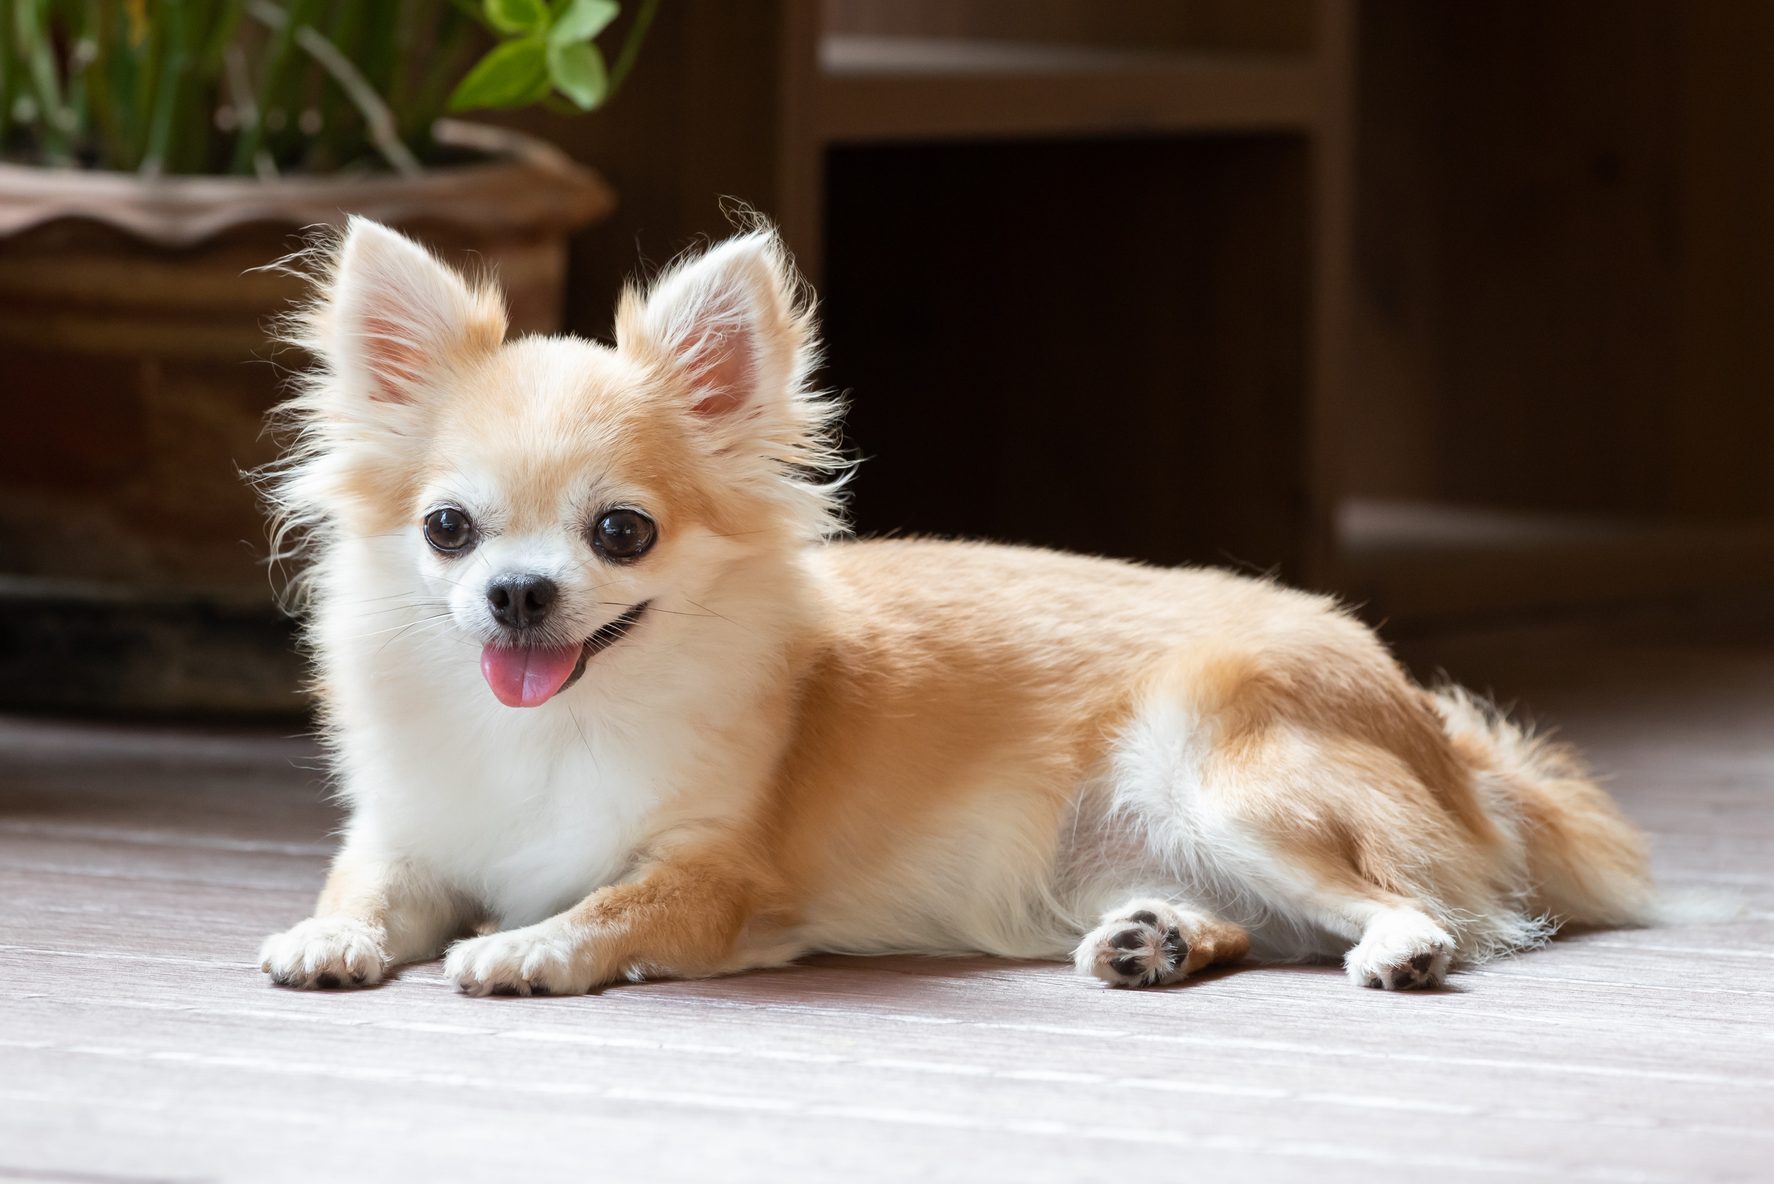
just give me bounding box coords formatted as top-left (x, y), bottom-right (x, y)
top-left (445, 845), bottom-right (772, 996)
top-left (259, 850), bottom-right (462, 989)
top-left (1113, 646), bottom-right (1482, 991)
top-left (1072, 897), bottom-right (1250, 987)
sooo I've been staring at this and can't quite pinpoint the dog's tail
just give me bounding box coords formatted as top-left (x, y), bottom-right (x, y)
top-left (1431, 687), bottom-right (1669, 928)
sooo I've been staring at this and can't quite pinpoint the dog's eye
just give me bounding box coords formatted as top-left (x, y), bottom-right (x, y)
top-left (590, 509), bottom-right (657, 562)
top-left (423, 507), bottom-right (474, 554)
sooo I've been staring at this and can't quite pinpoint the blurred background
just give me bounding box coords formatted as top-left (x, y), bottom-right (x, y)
top-left (4, 0), bottom-right (1774, 717)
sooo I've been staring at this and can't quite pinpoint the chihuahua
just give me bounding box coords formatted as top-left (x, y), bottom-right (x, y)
top-left (257, 218), bottom-right (1656, 995)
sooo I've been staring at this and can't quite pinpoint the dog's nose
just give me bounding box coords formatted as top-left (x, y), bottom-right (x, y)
top-left (486, 575), bottom-right (557, 630)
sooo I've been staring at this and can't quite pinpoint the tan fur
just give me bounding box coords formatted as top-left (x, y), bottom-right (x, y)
top-left (765, 543), bottom-right (1621, 950)
top-left (259, 221), bottom-right (1659, 997)
top-left (1433, 687), bottom-right (1655, 926)
top-left (417, 538), bottom-right (1650, 985)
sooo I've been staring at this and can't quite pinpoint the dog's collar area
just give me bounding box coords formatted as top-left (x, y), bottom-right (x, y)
top-left (558, 601), bottom-right (650, 694)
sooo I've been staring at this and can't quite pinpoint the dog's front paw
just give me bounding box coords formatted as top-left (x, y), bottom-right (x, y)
top-left (445, 925), bottom-right (592, 997)
top-left (259, 917), bottom-right (388, 989)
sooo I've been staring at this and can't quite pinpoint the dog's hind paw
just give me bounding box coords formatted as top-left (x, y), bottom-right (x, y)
top-left (1345, 908), bottom-right (1455, 990)
top-left (1074, 899), bottom-right (1211, 988)
top-left (1073, 898), bottom-right (1253, 988)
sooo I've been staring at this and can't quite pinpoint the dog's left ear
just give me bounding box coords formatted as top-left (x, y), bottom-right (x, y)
top-left (617, 231), bottom-right (814, 427)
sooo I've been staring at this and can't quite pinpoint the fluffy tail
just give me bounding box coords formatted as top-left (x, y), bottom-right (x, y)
top-left (1431, 687), bottom-right (1659, 928)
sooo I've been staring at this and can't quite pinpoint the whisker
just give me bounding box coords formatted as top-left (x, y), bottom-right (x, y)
top-left (568, 705), bottom-right (601, 775)
top-left (345, 612), bottom-right (456, 645)
top-left (684, 597), bottom-right (751, 634)
top-left (594, 601), bottom-right (713, 618)
top-left (351, 601), bottom-right (450, 618)
top-left (374, 615), bottom-right (461, 657)
top-left (341, 590), bottom-right (435, 605)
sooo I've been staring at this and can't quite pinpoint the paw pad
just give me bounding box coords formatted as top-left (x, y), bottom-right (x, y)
top-left (1362, 949), bottom-right (1449, 990)
top-left (1092, 917), bottom-right (1188, 987)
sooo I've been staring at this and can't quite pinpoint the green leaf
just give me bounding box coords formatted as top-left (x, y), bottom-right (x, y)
top-left (449, 38), bottom-right (552, 111)
top-left (547, 38), bottom-right (608, 110)
top-left (550, 0), bottom-right (619, 45)
top-left (483, 0), bottom-right (549, 36)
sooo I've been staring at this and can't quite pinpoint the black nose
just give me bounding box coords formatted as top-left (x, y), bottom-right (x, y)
top-left (486, 575), bottom-right (558, 630)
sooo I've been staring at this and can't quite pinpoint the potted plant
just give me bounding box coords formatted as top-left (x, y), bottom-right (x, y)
top-left (0, 0), bottom-right (655, 715)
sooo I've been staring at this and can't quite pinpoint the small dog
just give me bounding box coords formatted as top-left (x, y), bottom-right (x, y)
top-left (258, 217), bottom-right (1657, 995)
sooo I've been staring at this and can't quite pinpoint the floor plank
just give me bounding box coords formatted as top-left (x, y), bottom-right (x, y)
top-left (3, 616), bottom-right (1771, 1183)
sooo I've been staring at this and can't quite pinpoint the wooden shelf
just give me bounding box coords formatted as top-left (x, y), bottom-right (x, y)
top-left (1338, 499), bottom-right (1774, 625)
top-left (816, 35), bottom-right (1324, 143)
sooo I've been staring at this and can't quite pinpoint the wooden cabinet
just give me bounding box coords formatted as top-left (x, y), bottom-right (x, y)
top-left (542, 0), bottom-right (1774, 625)
top-left (547, 0), bottom-right (1355, 583)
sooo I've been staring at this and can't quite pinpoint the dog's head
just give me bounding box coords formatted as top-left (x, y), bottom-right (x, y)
top-left (270, 218), bottom-right (844, 707)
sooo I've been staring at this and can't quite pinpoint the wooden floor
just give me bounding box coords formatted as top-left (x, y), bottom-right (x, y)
top-left (3, 613), bottom-right (1771, 1184)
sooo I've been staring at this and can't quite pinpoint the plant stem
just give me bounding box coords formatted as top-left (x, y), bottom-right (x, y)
top-left (318, 0), bottom-right (365, 167)
top-left (22, 0), bottom-right (73, 163)
top-left (408, 5), bottom-right (474, 155)
top-left (294, 23), bottom-right (419, 174)
top-left (229, 0), bottom-right (316, 174)
top-left (249, 0), bottom-right (419, 175)
top-left (608, 0), bottom-right (659, 98)
top-left (82, 1), bottom-right (125, 169)
top-left (128, 3), bottom-right (165, 169)
top-left (0, 0), bottom-right (19, 153)
top-left (104, 0), bottom-right (144, 168)
top-left (389, 0), bottom-right (417, 139)
top-left (140, 0), bottom-right (193, 175)
top-left (222, 41), bottom-right (274, 176)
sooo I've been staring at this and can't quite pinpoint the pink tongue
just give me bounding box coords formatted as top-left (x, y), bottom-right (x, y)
top-left (479, 644), bottom-right (583, 708)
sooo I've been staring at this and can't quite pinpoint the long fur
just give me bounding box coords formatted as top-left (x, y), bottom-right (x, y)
top-left (255, 219), bottom-right (1663, 998)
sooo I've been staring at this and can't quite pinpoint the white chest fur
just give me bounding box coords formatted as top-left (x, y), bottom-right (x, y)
top-left (312, 537), bottom-right (802, 929)
top-left (333, 649), bottom-right (676, 926)
top-left (317, 578), bottom-right (765, 928)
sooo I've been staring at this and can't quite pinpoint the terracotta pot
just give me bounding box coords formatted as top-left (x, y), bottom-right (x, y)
top-left (0, 122), bottom-right (614, 717)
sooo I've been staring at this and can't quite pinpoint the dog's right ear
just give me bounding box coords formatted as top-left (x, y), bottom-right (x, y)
top-left (310, 217), bottom-right (506, 410)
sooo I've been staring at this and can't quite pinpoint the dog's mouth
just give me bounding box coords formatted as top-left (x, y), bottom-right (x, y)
top-left (478, 602), bottom-right (649, 709)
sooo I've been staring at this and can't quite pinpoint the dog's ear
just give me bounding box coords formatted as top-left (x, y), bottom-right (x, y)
top-left (616, 231), bottom-right (814, 426)
top-left (614, 229), bottom-right (846, 533)
top-left (315, 217), bottom-right (506, 408)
